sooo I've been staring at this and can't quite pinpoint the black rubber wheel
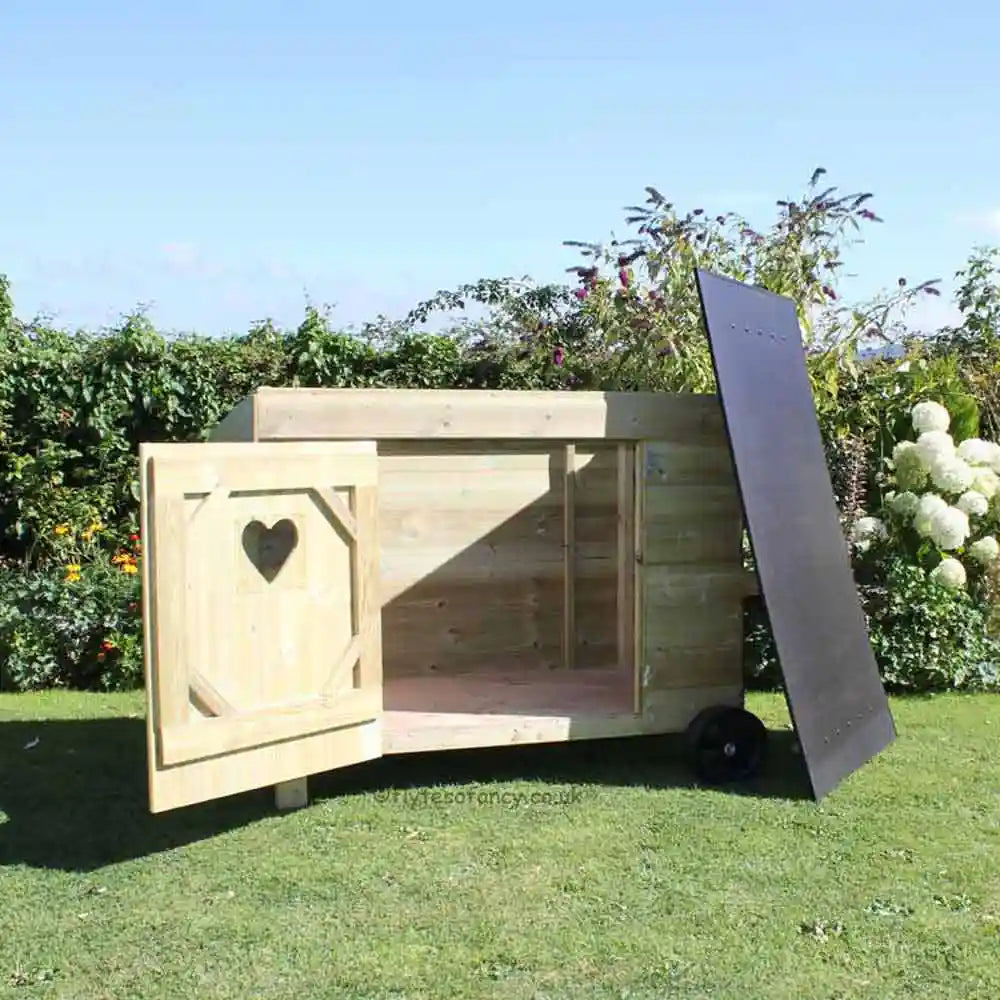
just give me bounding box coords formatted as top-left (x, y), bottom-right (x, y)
top-left (684, 705), bottom-right (768, 785)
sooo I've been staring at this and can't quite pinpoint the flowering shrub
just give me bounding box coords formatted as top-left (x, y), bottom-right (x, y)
top-left (851, 399), bottom-right (1000, 597)
top-left (0, 527), bottom-right (143, 691)
top-left (836, 398), bottom-right (1000, 691)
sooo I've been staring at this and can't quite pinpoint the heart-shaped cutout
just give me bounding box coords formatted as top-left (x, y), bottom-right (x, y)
top-left (242, 518), bottom-right (298, 582)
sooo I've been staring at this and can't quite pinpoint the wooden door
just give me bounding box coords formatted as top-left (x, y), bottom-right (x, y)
top-left (139, 440), bottom-right (383, 813)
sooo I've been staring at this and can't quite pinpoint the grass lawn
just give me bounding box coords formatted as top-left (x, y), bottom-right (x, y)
top-left (1, 689), bottom-right (999, 999)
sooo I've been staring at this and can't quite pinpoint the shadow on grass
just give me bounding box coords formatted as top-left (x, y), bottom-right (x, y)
top-left (0, 716), bottom-right (810, 872)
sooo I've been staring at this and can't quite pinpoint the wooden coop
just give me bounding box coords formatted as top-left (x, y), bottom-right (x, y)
top-left (140, 388), bottom-right (762, 813)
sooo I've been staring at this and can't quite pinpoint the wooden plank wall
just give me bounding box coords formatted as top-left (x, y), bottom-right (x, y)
top-left (572, 446), bottom-right (622, 670)
top-left (376, 441), bottom-right (621, 679)
top-left (638, 439), bottom-right (747, 704)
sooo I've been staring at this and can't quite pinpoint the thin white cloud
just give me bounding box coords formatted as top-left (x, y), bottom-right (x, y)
top-left (160, 242), bottom-right (198, 266)
top-left (983, 208), bottom-right (1000, 235)
top-left (159, 242), bottom-right (224, 280)
top-left (157, 244), bottom-right (309, 285)
top-left (264, 259), bottom-right (293, 281)
top-left (951, 208), bottom-right (1000, 234)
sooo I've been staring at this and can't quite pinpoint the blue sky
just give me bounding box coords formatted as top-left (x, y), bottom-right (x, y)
top-left (2, 0), bottom-right (999, 337)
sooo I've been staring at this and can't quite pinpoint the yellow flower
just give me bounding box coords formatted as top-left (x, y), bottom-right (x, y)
top-left (53, 524), bottom-right (70, 536)
top-left (66, 563), bottom-right (81, 573)
top-left (121, 563), bottom-right (138, 575)
top-left (65, 570), bottom-right (81, 583)
top-left (89, 521), bottom-right (104, 532)
top-left (81, 530), bottom-right (93, 541)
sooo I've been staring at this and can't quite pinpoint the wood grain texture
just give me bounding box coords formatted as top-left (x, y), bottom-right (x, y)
top-left (562, 444), bottom-right (576, 669)
top-left (382, 672), bottom-right (744, 754)
top-left (150, 722), bottom-right (382, 813)
top-left (248, 387), bottom-right (726, 443)
top-left (616, 443), bottom-right (637, 687)
top-left (571, 446), bottom-right (619, 670)
top-left (375, 443), bottom-right (622, 678)
top-left (140, 440), bottom-right (384, 813)
top-left (637, 439), bottom-right (747, 702)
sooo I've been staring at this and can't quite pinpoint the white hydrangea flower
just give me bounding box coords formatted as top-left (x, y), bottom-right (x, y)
top-left (913, 494), bottom-right (948, 536)
top-left (927, 454), bottom-right (975, 494)
top-left (892, 440), bottom-right (918, 462)
top-left (957, 438), bottom-right (996, 466)
top-left (974, 439), bottom-right (1000, 465)
top-left (914, 430), bottom-right (955, 464)
top-left (853, 516), bottom-right (887, 539)
top-left (957, 490), bottom-right (989, 517)
top-left (928, 505), bottom-right (970, 550)
top-left (930, 557), bottom-right (966, 589)
top-left (971, 467), bottom-right (1000, 499)
top-left (889, 490), bottom-right (920, 516)
top-left (849, 516), bottom-right (887, 551)
top-left (969, 536), bottom-right (1000, 564)
top-left (911, 400), bottom-right (951, 434)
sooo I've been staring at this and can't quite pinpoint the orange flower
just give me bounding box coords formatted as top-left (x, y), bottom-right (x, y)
top-left (81, 520), bottom-right (104, 542)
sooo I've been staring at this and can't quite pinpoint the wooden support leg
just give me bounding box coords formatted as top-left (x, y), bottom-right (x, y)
top-left (275, 777), bottom-right (309, 811)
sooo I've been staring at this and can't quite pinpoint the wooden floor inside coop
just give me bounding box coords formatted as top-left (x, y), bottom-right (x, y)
top-left (382, 666), bottom-right (639, 753)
